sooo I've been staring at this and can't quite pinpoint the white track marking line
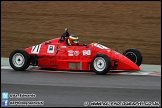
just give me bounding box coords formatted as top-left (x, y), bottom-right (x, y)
top-left (1, 66), bottom-right (161, 76)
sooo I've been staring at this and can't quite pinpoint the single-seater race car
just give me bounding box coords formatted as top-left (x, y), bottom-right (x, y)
top-left (9, 28), bottom-right (142, 75)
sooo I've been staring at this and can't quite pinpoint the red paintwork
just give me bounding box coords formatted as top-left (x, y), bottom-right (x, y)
top-left (25, 37), bottom-right (140, 71)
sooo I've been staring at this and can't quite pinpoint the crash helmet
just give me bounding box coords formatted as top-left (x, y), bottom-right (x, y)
top-left (67, 34), bottom-right (79, 46)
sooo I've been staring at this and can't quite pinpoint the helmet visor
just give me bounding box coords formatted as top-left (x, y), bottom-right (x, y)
top-left (73, 39), bottom-right (79, 43)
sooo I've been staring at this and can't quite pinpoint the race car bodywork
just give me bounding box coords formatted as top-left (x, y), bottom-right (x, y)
top-left (9, 37), bottom-right (142, 75)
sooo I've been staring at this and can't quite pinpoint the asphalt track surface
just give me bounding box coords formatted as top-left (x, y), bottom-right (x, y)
top-left (1, 69), bottom-right (161, 107)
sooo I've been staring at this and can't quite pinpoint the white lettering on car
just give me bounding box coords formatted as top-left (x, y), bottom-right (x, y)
top-left (68, 50), bottom-right (80, 56)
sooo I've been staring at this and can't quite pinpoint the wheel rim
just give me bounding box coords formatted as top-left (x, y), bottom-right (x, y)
top-left (93, 57), bottom-right (106, 72)
top-left (12, 53), bottom-right (25, 67)
top-left (125, 52), bottom-right (137, 64)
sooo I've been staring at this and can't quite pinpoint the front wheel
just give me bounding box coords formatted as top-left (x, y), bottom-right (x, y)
top-left (123, 48), bottom-right (142, 66)
top-left (90, 54), bottom-right (111, 75)
top-left (9, 49), bottom-right (30, 71)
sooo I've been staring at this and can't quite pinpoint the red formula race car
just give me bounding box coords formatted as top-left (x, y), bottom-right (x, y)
top-left (9, 29), bottom-right (142, 75)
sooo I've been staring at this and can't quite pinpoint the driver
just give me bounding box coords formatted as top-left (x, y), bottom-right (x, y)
top-left (67, 34), bottom-right (79, 46)
top-left (60, 28), bottom-right (87, 46)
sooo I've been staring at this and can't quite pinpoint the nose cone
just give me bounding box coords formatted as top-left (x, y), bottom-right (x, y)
top-left (115, 54), bottom-right (140, 70)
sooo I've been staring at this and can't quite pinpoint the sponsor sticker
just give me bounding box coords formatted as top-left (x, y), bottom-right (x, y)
top-left (47, 45), bottom-right (55, 53)
top-left (68, 50), bottom-right (79, 56)
top-left (68, 50), bottom-right (74, 56)
top-left (83, 50), bottom-right (91, 56)
top-left (74, 51), bottom-right (79, 56)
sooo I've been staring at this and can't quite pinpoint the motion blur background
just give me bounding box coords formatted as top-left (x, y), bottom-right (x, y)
top-left (1, 1), bottom-right (161, 64)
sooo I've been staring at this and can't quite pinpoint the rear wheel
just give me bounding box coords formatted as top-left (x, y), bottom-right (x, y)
top-left (123, 48), bottom-right (142, 66)
top-left (90, 54), bottom-right (111, 75)
top-left (9, 49), bottom-right (30, 71)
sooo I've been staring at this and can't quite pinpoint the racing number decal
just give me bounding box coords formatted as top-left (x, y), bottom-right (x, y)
top-left (94, 43), bottom-right (108, 49)
top-left (31, 44), bottom-right (41, 54)
top-left (47, 45), bottom-right (55, 53)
